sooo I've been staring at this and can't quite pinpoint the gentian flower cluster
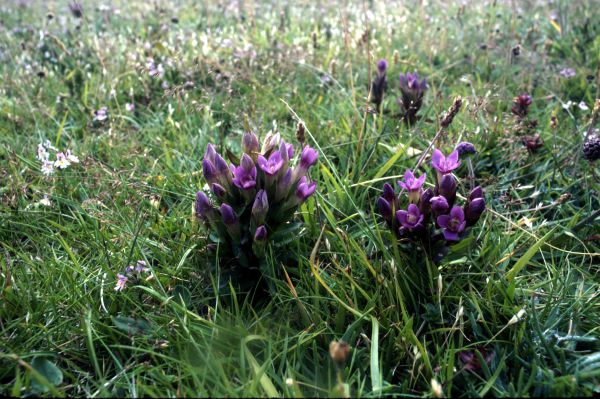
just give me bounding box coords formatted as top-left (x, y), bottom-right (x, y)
top-left (195, 131), bottom-right (318, 265)
top-left (378, 146), bottom-right (486, 247)
top-left (370, 59), bottom-right (388, 113)
top-left (398, 71), bottom-right (427, 124)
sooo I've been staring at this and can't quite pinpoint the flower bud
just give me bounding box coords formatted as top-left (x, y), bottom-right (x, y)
top-left (275, 168), bottom-right (293, 202)
top-left (377, 197), bottom-right (393, 222)
top-left (251, 190), bottom-right (269, 226)
top-left (254, 225), bottom-right (267, 241)
top-left (300, 146), bottom-right (318, 170)
top-left (295, 176), bottom-right (317, 202)
top-left (438, 174), bottom-right (457, 205)
top-left (465, 197), bottom-right (486, 225)
top-left (202, 159), bottom-right (218, 184)
top-left (430, 195), bottom-right (449, 214)
top-left (220, 203), bottom-right (236, 225)
top-left (382, 183), bottom-right (396, 202)
top-left (262, 131), bottom-right (281, 155)
top-left (204, 143), bottom-right (217, 163)
top-left (377, 59), bottom-right (388, 76)
top-left (242, 131), bottom-right (260, 155)
top-left (419, 188), bottom-right (434, 215)
top-left (211, 183), bottom-right (227, 200)
top-left (468, 186), bottom-right (483, 201)
top-left (195, 191), bottom-right (213, 220)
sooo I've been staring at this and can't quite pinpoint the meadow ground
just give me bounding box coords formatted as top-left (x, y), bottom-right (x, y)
top-left (0, 0), bottom-right (599, 397)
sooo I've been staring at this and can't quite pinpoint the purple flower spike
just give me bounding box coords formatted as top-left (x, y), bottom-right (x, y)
top-left (300, 146), bottom-right (318, 170)
top-left (430, 196), bottom-right (449, 214)
top-left (251, 189), bottom-right (269, 224)
top-left (220, 203), bottom-right (237, 225)
top-left (382, 183), bottom-right (396, 202)
top-left (455, 142), bottom-right (477, 156)
top-left (296, 176), bottom-right (317, 201)
top-left (257, 151), bottom-right (284, 176)
top-left (437, 206), bottom-right (466, 241)
top-left (254, 225), bottom-right (267, 241)
top-left (232, 154), bottom-right (257, 190)
top-left (432, 149), bottom-right (461, 175)
top-left (377, 59), bottom-right (388, 75)
top-left (396, 203), bottom-right (424, 230)
top-left (377, 197), bottom-right (393, 221)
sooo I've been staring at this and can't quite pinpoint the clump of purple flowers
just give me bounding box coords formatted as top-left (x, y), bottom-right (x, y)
top-left (378, 145), bottom-right (486, 251)
top-left (398, 71), bottom-right (427, 124)
top-left (195, 130), bottom-right (318, 267)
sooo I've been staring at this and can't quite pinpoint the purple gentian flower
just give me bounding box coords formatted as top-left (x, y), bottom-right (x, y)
top-left (378, 197), bottom-right (393, 222)
top-left (371, 59), bottom-right (388, 113)
top-left (220, 203), bottom-right (237, 225)
top-left (438, 174), bottom-right (457, 205)
top-left (295, 176), bottom-right (317, 202)
top-left (195, 191), bottom-right (213, 220)
top-left (432, 149), bottom-right (460, 175)
top-left (382, 183), bottom-right (396, 203)
top-left (398, 169), bottom-right (426, 191)
top-left (399, 72), bottom-right (427, 92)
top-left (275, 168), bottom-right (293, 202)
top-left (398, 169), bottom-right (426, 203)
top-left (300, 146), bottom-right (318, 170)
top-left (211, 183), bottom-right (227, 199)
top-left (232, 154), bottom-right (257, 190)
top-left (437, 206), bottom-right (466, 241)
top-left (204, 143), bottom-right (217, 164)
top-left (468, 186), bottom-right (483, 202)
top-left (377, 59), bottom-right (388, 75)
top-left (257, 151), bottom-right (284, 176)
top-left (419, 188), bottom-right (434, 215)
top-left (396, 204), bottom-right (424, 230)
top-left (214, 153), bottom-right (230, 176)
top-left (455, 142), bottom-right (477, 156)
top-left (465, 186), bottom-right (485, 225)
top-left (202, 159), bottom-right (218, 183)
top-left (254, 225), bottom-right (268, 241)
top-left (398, 71), bottom-right (427, 124)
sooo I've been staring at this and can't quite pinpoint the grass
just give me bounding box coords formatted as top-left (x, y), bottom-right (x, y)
top-left (0, 0), bottom-right (599, 397)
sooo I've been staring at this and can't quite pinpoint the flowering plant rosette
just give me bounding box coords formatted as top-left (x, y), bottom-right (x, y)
top-left (195, 129), bottom-right (318, 288)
